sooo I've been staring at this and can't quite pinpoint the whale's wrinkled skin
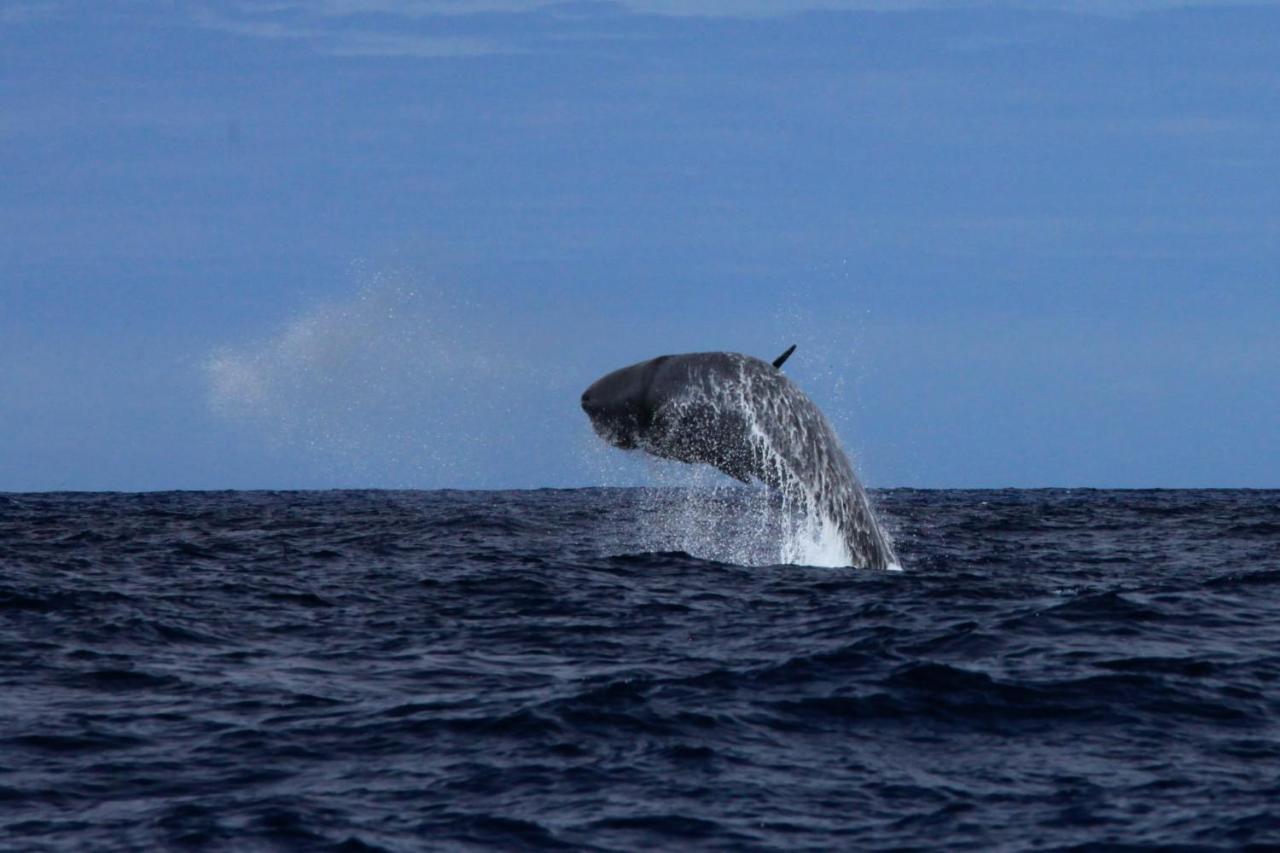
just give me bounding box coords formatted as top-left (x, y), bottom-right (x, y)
top-left (581, 351), bottom-right (896, 569)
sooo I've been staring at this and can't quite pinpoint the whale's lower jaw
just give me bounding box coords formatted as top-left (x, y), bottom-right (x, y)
top-left (594, 428), bottom-right (636, 450)
top-left (584, 413), bottom-right (639, 450)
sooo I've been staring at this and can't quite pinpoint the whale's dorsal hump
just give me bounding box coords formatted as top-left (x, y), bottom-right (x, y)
top-left (772, 344), bottom-right (797, 370)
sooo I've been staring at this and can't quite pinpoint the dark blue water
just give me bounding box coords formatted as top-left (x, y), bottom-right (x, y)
top-left (2, 489), bottom-right (1278, 850)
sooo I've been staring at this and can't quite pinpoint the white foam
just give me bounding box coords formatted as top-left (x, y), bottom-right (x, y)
top-left (780, 503), bottom-right (856, 569)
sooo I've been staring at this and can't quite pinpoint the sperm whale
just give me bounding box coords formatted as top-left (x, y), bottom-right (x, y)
top-left (580, 348), bottom-right (896, 569)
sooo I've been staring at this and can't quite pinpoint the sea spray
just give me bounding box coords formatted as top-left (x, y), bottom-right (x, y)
top-left (204, 272), bottom-right (531, 487)
top-left (581, 462), bottom-right (882, 569)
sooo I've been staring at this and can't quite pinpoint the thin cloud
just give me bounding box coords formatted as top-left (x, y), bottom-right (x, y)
top-left (0, 1), bottom-right (61, 23)
top-left (209, 0), bottom-right (1280, 19)
top-left (264, 0), bottom-right (559, 15)
top-left (192, 7), bottom-right (516, 57)
top-left (188, 0), bottom-right (1280, 60)
top-left (327, 30), bottom-right (510, 57)
top-left (204, 274), bottom-right (529, 486)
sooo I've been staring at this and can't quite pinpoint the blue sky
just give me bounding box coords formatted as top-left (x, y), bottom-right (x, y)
top-left (2, 1), bottom-right (1277, 490)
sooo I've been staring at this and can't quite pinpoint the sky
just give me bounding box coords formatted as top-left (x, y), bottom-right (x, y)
top-left (2, 1), bottom-right (1277, 490)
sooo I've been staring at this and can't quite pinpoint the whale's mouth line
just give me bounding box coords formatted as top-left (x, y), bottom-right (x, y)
top-left (585, 415), bottom-right (638, 450)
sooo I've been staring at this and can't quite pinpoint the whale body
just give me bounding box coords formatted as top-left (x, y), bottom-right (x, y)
top-left (580, 350), bottom-right (896, 569)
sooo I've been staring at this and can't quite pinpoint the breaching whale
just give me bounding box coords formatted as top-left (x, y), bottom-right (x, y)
top-left (580, 347), bottom-right (897, 569)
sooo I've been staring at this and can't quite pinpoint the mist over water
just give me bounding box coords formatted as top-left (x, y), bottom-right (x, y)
top-left (205, 270), bottom-right (887, 565)
top-left (633, 481), bottom-right (863, 570)
top-left (204, 272), bottom-right (533, 486)
top-left (580, 436), bottom-right (891, 570)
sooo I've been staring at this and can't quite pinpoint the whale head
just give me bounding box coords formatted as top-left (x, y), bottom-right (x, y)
top-left (580, 357), bottom-right (668, 450)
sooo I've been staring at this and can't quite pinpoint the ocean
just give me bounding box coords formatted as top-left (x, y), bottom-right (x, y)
top-left (1, 488), bottom-right (1277, 850)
